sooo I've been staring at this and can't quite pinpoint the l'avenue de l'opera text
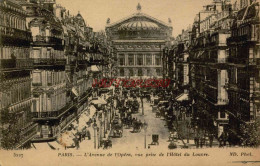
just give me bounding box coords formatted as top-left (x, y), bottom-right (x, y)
top-left (57, 152), bottom-right (210, 157)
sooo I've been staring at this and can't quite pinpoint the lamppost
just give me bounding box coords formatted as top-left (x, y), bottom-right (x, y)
top-left (97, 127), bottom-right (100, 149)
top-left (98, 112), bottom-right (102, 147)
top-left (143, 121), bottom-right (148, 149)
top-left (140, 91), bottom-right (144, 116)
top-left (92, 121), bottom-right (97, 149)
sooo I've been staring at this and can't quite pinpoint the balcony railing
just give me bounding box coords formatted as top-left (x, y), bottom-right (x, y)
top-left (0, 59), bottom-right (33, 70)
top-left (32, 35), bottom-right (63, 46)
top-left (227, 34), bottom-right (256, 44)
top-left (0, 25), bottom-right (32, 45)
top-left (33, 58), bottom-right (66, 66)
top-left (89, 59), bottom-right (105, 65)
top-left (32, 102), bottom-right (75, 120)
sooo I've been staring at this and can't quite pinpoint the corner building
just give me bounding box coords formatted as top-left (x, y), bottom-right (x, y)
top-left (106, 4), bottom-right (172, 79)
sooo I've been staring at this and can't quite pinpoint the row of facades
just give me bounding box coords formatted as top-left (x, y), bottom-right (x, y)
top-left (0, 0), bottom-right (112, 149)
top-left (164, 0), bottom-right (259, 140)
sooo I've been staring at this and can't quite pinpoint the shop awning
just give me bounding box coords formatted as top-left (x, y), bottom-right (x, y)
top-left (176, 93), bottom-right (189, 101)
top-left (91, 65), bottom-right (99, 72)
top-left (72, 87), bottom-right (79, 97)
top-left (91, 97), bottom-right (107, 105)
top-left (89, 105), bottom-right (97, 117)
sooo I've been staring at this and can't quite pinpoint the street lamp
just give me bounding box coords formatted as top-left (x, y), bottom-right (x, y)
top-left (143, 121), bottom-right (148, 149)
top-left (92, 121), bottom-right (97, 149)
top-left (97, 112), bottom-right (103, 147)
top-left (140, 92), bottom-right (144, 116)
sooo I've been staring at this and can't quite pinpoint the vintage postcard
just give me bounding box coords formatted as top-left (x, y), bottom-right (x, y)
top-left (0, 0), bottom-right (259, 165)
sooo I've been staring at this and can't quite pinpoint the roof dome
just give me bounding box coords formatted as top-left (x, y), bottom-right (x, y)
top-left (118, 21), bottom-right (159, 31)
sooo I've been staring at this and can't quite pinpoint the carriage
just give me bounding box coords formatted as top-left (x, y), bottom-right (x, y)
top-left (131, 100), bottom-right (139, 114)
top-left (155, 111), bottom-right (161, 118)
top-left (168, 142), bottom-right (177, 149)
top-left (103, 139), bottom-right (112, 149)
top-left (150, 134), bottom-right (159, 145)
top-left (132, 121), bottom-right (143, 133)
top-left (113, 124), bottom-right (123, 138)
top-left (123, 113), bottom-right (133, 128)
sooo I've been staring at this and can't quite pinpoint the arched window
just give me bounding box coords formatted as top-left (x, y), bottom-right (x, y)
top-left (129, 68), bottom-right (134, 76)
top-left (120, 68), bottom-right (124, 76)
top-left (138, 69), bottom-right (142, 76)
top-left (137, 54), bottom-right (143, 65)
top-left (16, 18), bottom-right (20, 29)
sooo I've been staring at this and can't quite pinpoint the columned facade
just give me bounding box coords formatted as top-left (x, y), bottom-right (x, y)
top-left (106, 4), bottom-right (172, 79)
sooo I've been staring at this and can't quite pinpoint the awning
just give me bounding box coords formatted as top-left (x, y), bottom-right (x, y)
top-left (176, 93), bottom-right (189, 101)
top-left (91, 65), bottom-right (99, 72)
top-left (89, 105), bottom-right (97, 117)
top-left (91, 97), bottom-right (107, 105)
top-left (72, 87), bottom-right (79, 97)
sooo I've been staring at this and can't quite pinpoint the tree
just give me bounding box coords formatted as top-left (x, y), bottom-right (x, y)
top-left (239, 118), bottom-right (260, 147)
top-left (0, 107), bottom-right (21, 149)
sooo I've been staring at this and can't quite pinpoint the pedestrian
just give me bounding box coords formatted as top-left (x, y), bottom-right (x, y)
top-left (200, 135), bottom-right (205, 148)
top-left (218, 133), bottom-right (224, 147)
top-left (223, 132), bottom-right (228, 147)
top-left (87, 130), bottom-right (91, 140)
top-left (73, 137), bottom-right (80, 149)
top-left (209, 133), bottom-right (214, 148)
top-left (194, 136), bottom-right (199, 148)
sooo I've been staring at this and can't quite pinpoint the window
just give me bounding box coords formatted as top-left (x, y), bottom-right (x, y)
top-left (0, 47), bottom-right (3, 59)
top-left (137, 55), bottom-right (143, 65)
top-left (155, 54), bottom-right (161, 66)
top-left (128, 54), bottom-right (134, 66)
top-left (32, 100), bottom-right (38, 112)
top-left (147, 69), bottom-right (151, 76)
top-left (120, 68), bottom-right (124, 76)
top-left (47, 49), bottom-right (51, 58)
top-left (129, 68), bottom-right (134, 76)
top-left (32, 72), bottom-right (42, 85)
top-left (119, 54), bottom-right (125, 66)
top-left (138, 69), bottom-right (142, 76)
top-left (156, 68), bottom-right (161, 76)
top-left (47, 71), bottom-right (52, 86)
top-left (146, 55), bottom-right (152, 65)
top-left (33, 49), bottom-right (40, 59)
top-left (220, 112), bottom-right (226, 119)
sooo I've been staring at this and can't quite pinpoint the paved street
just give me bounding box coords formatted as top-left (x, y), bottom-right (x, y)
top-left (110, 99), bottom-right (186, 151)
top-left (53, 98), bottom-right (220, 151)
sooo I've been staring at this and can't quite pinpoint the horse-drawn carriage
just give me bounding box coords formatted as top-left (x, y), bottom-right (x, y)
top-left (131, 99), bottom-right (139, 114)
top-left (102, 139), bottom-right (112, 149)
top-left (155, 110), bottom-right (161, 118)
top-left (113, 124), bottom-right (123, 138)
top-left (132, 121), bottom-right (143, 133)
top-left (123, 113), bottom-right (133, 128)
top-left (150, 134), bottom-right (159, 145)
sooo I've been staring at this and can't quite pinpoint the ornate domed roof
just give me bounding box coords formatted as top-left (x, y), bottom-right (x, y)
top-left (118, 21), bottom-right (159, 31)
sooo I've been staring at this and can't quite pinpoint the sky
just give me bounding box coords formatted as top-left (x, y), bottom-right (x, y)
top-left (56, 0), bottom-right (212, 37)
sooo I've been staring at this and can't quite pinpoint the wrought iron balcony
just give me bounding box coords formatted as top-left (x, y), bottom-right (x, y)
top-left (0, 25), bottom-right (32, 46)
top-left (32, 102), bottom-right (75, 121)
top-left (0, 59), bottom-right (33, 70)
top-left (32, 35), bottom-right (63, 46)
top-left (33, 58), bottom-right (66, 66)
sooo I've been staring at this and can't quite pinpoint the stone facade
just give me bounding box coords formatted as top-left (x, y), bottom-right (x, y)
top-left (106, 4), bottom-right (172, 79)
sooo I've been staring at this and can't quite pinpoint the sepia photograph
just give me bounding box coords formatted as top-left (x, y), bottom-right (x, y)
top-left (0, 0), bottom-right (259, 165)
